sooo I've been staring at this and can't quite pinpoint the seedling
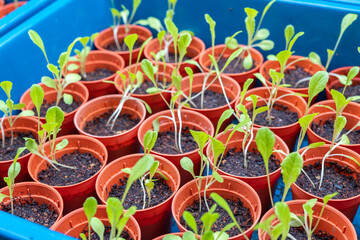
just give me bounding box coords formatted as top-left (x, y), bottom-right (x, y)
top-left (0, 147), bottom-right (26, 215)
top-left (28, 30), bottom-right (81, 106)
top-left (80, 155), bottom-right (154, 240)
top-left (0, 81), bottom-right (34, 148)
top-left (337, 66), bottom-right (359, 96)
top-left (29, 84), bottom-right (45, 150)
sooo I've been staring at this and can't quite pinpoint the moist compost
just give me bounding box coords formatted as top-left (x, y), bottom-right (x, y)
top-left (336, 84), bottom-right (360, 100)
top-left (214, 57), bottom-right (256, 74)
top-left (81, 225), bottom-right (133, 240)
top-left (1, 196), bottom-right (58, 228)
top-left (219, 148), bottom-right (280, 177)
top-left (83, 110), bottom-right (140, 136)
top-left (35, 98), bottom-right (82, 117)
top-left (184, 90), bottom-right (231, 109)
top-left (105, 40), bottom-right (142, 52)
top-left (279, 226), bottom-right (336, 240)
top-left (249, 104), bottom-right (299, 127)
top-left (162, 52), bottom-right (191, 63)
top-left (296, 161), bottom-right (360, 199)
top-left (37, 151), bottom-right (102, 186)
top-left (311, 118), bottom-right (360, 144)
top-left (0, 132), bottom-right (34, 161)
top-left (152, 127), bottom-right (198, 154)
top-left (283, 65), bottom-right (313, 88)
top-left (108, 176), bottom-right (173, 209)
top-left (81, 68), bottom-right (115, 81)
top-left (132, 79), bottom-right (170, 95)
top-left (180, 197), bottom-right (253, 237)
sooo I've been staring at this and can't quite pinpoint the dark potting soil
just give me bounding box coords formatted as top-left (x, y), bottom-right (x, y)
top-left (81, 68), bottom-right (115, 81)
top-left (81, 225), bottom-right (133, 240)
top-left (35, 98), bottom-right (82, 117)
top-left (336, 84), bottom-right (360, 100)
top-left (152, 127), bottom-right (198, 154)
top-left (105, 40), bottom-right (142, 52)
top-left (219, 148), bottom-right (280, 177)
top-left (180, 197), bottom-right (253, 237)
top-left (311, 118), bottom-right (360, 144)
top-left (296, 161), bottom-right (360, 199)
top-left (279, 226), bottom-right (336, 240)
top-left (283, 65), bottom-right (313, 88)
top-left (162, 52), bottom-right (191, 63)
top-left (108, 176), bottom-right (173, 209)
top-left (132, 79), bottom-right (170, 95)
top-left (214, 57), bottom-right (256, 74)
top-left (83, 110), bottom-right (140, 136)
top-left (185, 90), bottom-right (231, 109)
top-left (0, 132), bottom-right (34, 161)
top-left (249, 104), bottom-right (299, 127)
top-left (1, 196), bottom-right (58, 228)
top-left (37, 151), bottom-right (102, 186)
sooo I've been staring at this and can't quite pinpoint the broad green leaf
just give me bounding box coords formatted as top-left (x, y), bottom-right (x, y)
top-left (274, 202), bottom-right (291, 240)
top-left (30, 84), bottom-right (44, 113)
top-left (0, 100), bottom-right (7, 114)
top-left (41, 122), bottom-right (58, 134)
top-left (284, 25), bottom-right (295, 48)
top-left (106, 197), bottom-right (123, 227)
top-left (281, 152), bottom-right (303, 199)
top-left (255, 28), bottom-right (270, 40)
top-left (55, 139), bottom-right (69, 151)
top-left (307, 142), bottom-right (325, 149)
top-left (340, 13), bottom-right (358, 35)
top-left (83, 197), bottom-right (97, 222)
top-left (90, 217), bottom-right (105, 240)
top-left (205, 14), bottom-right (216, 47)
top-left (334, 116), bottom-right (347, 138)
top-left (163, 235), bottom-right (182, 240)
top-left (25, 138), bottom-right (39, 154)
top-left (47, 63), bottom-right (59, 77)
top-left (258, 40), bottom-right (274, 51)
top-left (41, 76), bottom-right (57, 90)
top-left (180, 157), bottom-right (194, 176)
top-left (210, 137), bottom-right (225, 166)
top-left (244, 8), bottom-right (258, 40)
top-left (58, 52), bottom-right (67, 69)
top-left (65, 73), bottom-right (81, 84)
top-left (165, 18), bottom-right (178, 42)
top-left (276, 50), bottom-right (292, 73)
top-left (18, 110), bottom-right (34, 117)
top-left (127, 155), bottom-right (154, 185)
top-left (345, 66), bottom-right (360, 86)
top-left (309, 52), bottom-right (322, 66)
top-left (298, 113), bottom-right (318, 131)
top-left (212, 171), bottom-right (223, 183)
top-left (7, 162), bottom-right (20, 181)
top-left (339, 135), bottom-right (350, 145)
top-left (331, 89), bottom-right (346, 114)
top-left (0, 81), bottom-right (12, 98)
top-left (182, 211), bottom-right (198, 235)
top-left (243, 53), bottom-right (253, 70)
top-left (63, 93), bottom-right (73, 105)
top-left (190, 130), bottom-right (209, 151)
top-left (124, 34), bottom-right (138, 52)
top-left (28, 30), bottom-right (45, 54)
top-left (141, 59), bottom-right (155, 82)
top-left (323, 192), bottom-right (338, 204)
top-left (308, 71), bottom-right (329, 103)
top-left (255, 127), bottom-right (275, 166)
top-left (201, 211), bottom-right (219, 233)
top-left (267, 54), bottom-right (277, 61)
top-left (225, 37), bottom-right (239, 50)
top-left (45, 106), bottom-right (65, 127)
top-left (178, 33), bottom-right (192, 59)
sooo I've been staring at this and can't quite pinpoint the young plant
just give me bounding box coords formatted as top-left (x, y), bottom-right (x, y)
top-left (28, 30), bottom-right (81, 106)
top-left (29, 84), bottom-right (45, 150)
top-left (0, 81), bottom-right (34, 148)
top-left (337, 66), bottom-right (359, 96)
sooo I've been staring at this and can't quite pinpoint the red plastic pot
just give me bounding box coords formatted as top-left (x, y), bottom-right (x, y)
top-left (199, 44), bottom-right (263, 88)
top-left (96, 153), bottom-right (180, 240)
top-left (67, 50), bottom-right (125, 99)
top-left (326, 66), bottom-right (360, 100)
top-left (0, 116), bottom-right (40, 187)
top-left (291, 144), bottom-right (360, 221)
top-left (137, 109), bottom-right (214, 186)
top-left (235, 87), bottom-right (307, 151)
top-left (172, 176), bottom-right (261, 240)
top-left (258, 200), bottom-right (357, 239)
top-left (308, 99), bottom-right (360, 118)
top-left (208, 128), bottom-right (289, 215)
top-left (174, 73), bottom-right (241, 129)
top-left (0, 182), bottom-right (63, 229)
top-left (0, 0), bottom-right (4, 6)
top-left (144, 37), bottom-right (205, 76)
top-left (307, 112), bottom-right (360, 154)
top-left (74, 95), bottom-right (146, 161)
top-left (20, 81), bottom-right (89, 137)
top-left (115, 62), bottom-right (176, 114)
top-left (51, 205), bottom-right (141, 239)
top-left (94, 25), bottom-right (152, 65)
top-left (27, 135), bottom-right (108, 214)
top-left (0, 1), bottom-right (26, 18)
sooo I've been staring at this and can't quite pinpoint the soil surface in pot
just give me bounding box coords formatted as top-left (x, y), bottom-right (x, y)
top-left (180, 197), bottom-right (253, 237)
top-left (83, 110), bottom-right (140, 136)
top-left (279, 226), bottom-right (335, 240)
top-left (82, 226), bottom-right (133, 240)
top-left (36, 98), bottom-right (82, 117)
top-left (37, 151), bottom-right (102, 186)
top-left (1, 196), bottom-right (59, 228)
top-left (161, 52), bottom-right (191, 63)
top-left (106, 40), bottom-right (142, 52)
top-left (108, 176), bottom-right (173, 209)
top-left (296, 161), bottom-right (360, 199)
top-left (336, 84), bottom-right (360, 99)
top-left (152, 127), bottom-right (197, 154)
top-left (282, 65), bottom-right (312, 88)
top-left (311, 118), bottom-right (360, 144)
top-left (249, 104), bottom-right (299, 127)
top-left (132, 79), bottom-right (170, 95)
top-left (0, 132), bottom-right (34, 161)
top-left (219, 148), bottom-right (280, 177)
top-left (81, 68), bottom-right (115, 81)
top-left (183, 89), bottom-right (231, 109)
top-left (213, 57), bottom-right (256, 74)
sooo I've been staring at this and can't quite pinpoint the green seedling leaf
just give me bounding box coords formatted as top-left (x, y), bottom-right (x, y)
top-left (323, 192), bottom-right (338, 204)
top-left (309, 52), bottom-right (322, 66)
top-left (255, 127), bottom-right (275, 165)
top-left (298, 113), bottom-right (318, 132)
top-left (165, 18), bottom-right (178, 42)
top-left (205, 14), bottom-right (216, 47)
top-left (210, 137), bottom-right (225, 166)
top-left (288, 32), bottom-right (304, 51)
top-left (334, 116), bottom-right (347, 138)
top-left (45, 106), bottom-right (64, 128)
top-left (124, 34), bottom-right (138, 52)
top-left (83, 197), bottom-right (97, 223)
top-left (141, 59), bottom-right (155, 82)
top-left (180, 157), bottom-right (195, 177)
top-left (201, 211), bottom-right (219, 233)
top-left (244, 7), bottom-right (258, 40)
top-left (41, 76), bottom-right (57, 90)
top-left (331, 89), bottom-right (346, 113)
top-left (243, 53), bottom-right (253, 70)
top-left (276, 50), bottom-right (292, 73)
top-left (127, 155), bottom-right (155, 186)
top-left (345, 66), bottom-right (360, 86)
top-left (65, 73), bottom-right (81, 84)
top-left (47, 64), bottom-right (59, 77)
top-left (267, 54), bottom-right (277, 61)
top-left (55, 139), bottom-right (68, 151)
top-left (18, 110), bottom-right (34, 117)
top-left (190, 130), bottom-right (209, 151)
top-left (28, 30), bottom-right (46, 55)
top-left (182, 211), bottom-right (198, 235)
top-left (284, 25), bottom-right (295, 48)
top-left (178, 33), bottom-right (192, 59)
top-left (308, 71), bottom-right (329, 104)
top-left (25, 138), bottom-right (39, 154)
top-left (281, 152), bottom-right (303, 201)
top-left (149, 161), bottom-right (159, 179)
top-left (225, 37), bottom-right (239, 50)
top-left (258, 40), bottom-right (274, 51)
top-left (63, 93), bottom-right (73, 105)
top-left (339, 135), bottom-right (350, 145)
top-left (274, 202), bottom-right (291, 240)
top-left (90, 217), bottom-right (104, 240)
top-left (163, 235), bottom-right (182, 240)
top-left (67, 63), bottom-right (79, 71)
top-left (7, 162), bottom-right (20, 181)
top-left (340, 13), bottom-right (358, 35)
top-left (215, 109), bottom-right (234, 136)
top-left (0, 193), bottom-right (9, 202)
top-left (143, 130), bottom-right (158, 153)
top-left (0, 81), bottom-right (12, 98)
top-left (212, 171), bottom-right (223, 183)
top-left (219, 48), bottom-right (243, 72)
top-left (106, 197), bottom-right (123, 228)
top-left (307, 142), bottom-right (325, 149)
top-left (255, 28), bottom-right (270, 40)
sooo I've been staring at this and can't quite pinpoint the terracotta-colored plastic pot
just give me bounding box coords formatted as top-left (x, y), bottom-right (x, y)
top-left (172, 175), bottom-right (261, 240)
top-left (326, 66), bottom-right (360, 99)
top-left (20, 81), bottom-right (89, 137)
top-left (236, 87), bottom-right (307, 151)
top-left (308, 99), bottom-right (360, 118)
top-left (74, 95), bottom-right (146, 161)
top-left (0, 182), bottom-right (63, 229)
top-left (67, 50), bottom-right (125, 99)
top-left (94, 25), bottom-right (152, 65)
top-left (307, 112), bottom-right (360, 154)
top-left (115, 62), bottom-right (176, 114)
top-left (258, 200), bottom-right (357, 239)
top-left (27, 135), bottom-right (108, 214)
top-left (0, 116), bottom-right (39, 187)
top-left (0, 1), bottom-right (26, 18)
top-left (96, 153), bottom-right (180, 240)
top-left (137, 109), bottom-right (214, 186)
top-left (144, 36), bottom-right (205, 76)
top-left (0, 0), bottom-right (4, 6)
top-left (199, 44), bottom-right (263, 89)
top-left (291, 144), bottom-right (360, 221)
top-left (260, 55), bottom-right (324, 100)
top-left (174, 73), bottom-right (241, 129)
top-left (208, 128), bottom-right (289, 215)
top-left (51, 205), bottom-right (141, 239)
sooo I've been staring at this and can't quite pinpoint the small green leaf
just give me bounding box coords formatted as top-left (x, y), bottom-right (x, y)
top-left (255, 28), bottom-right (270, 40)
top-left (267, 54), bottom-right (277, 61)
top-left (284, 24), bottom-right (295, 48)
top-left (255, 127), bottom-right (275, 166)
top-left (180, 157), bottom-right (195, 176)
top-left (190, 130), bottom-right (209, 151)
top-left (288, 32), bottom-right (304, 51)
top-left (215, 109), bottom-right (234, 136)
top-left (258, 40), bottom-right (274, 51)
top-left (340, 13), bottom-right (358, 35)
top-left (210, 137), bottom-right (225, 166)
top-left (307, 142), bottom-right (325, 149)
top-left (124, 34), bottom-right (138, 52)
top-left (41, 76), bottom-right (57, 89)
top-left (7, 162), bottom-right (20, 181)
top-left (281, 152), bottom-right (303, 200)
top-left (47, 63), bottom-right (60, 77)
top-left (225, 37), bottom-right (239, 50)
top-left (0, 81), bottom-right (12, 98)
top-left (0, 193), bottom-right (9, 203)
top-left (309, 52), bottom-right (322, 66)
top-left (334, 116), bottom-right (347, 138)
top-left (323, 192), bottom-right (338, 204)
top-left (25, 138), bottom-right (39, 154)
top-left (141, 59), bottom-right (155, 82)
top-left (308, 71), bottom-right (329, 104)
top-left (298, 113), bottom-right (318, 132)
top-left (28, 30), bottom-right (46, 54)
top-left (30, 84), bottom-right (44, 113)
top-left (212, 171), bottom-right (223, 183)
top-left (55, 139), bottom-right (68, 151)
top-left (18, 110), bottom-right (34, 117)
top-left (63, 93), bottom-right (73, 105)
top-left (45, 106), bottom-right (65, 128)
top-left (65, 73), bottom-right (81, 84)
top-left (243, 53), bottom-right (253, 70)
top-left (90, 217), bottom-right (104, 240)
top-left (182, 211), bottom-right (198, 235)
top-left (83, 197), bottom-right (97, 223)
top-left (276, 50), bottom-right (292, 73)
top-left (127, 155), bottom-right (155, 186)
